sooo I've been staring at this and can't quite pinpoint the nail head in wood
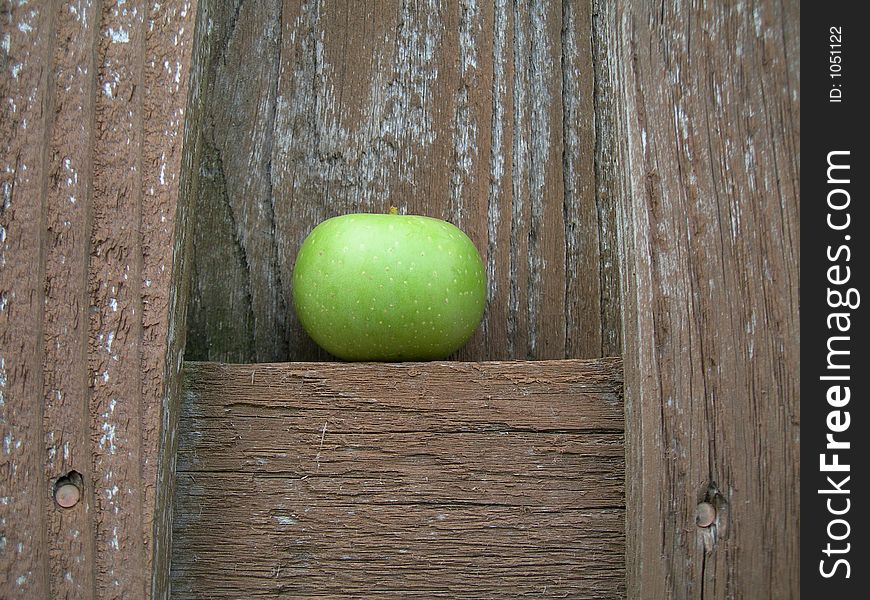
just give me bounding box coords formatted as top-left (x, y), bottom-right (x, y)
top-left (695, 502), bottom-right (716, 528)
top-left (53, 470), bottom-right (84, 509)
top-left (54, 483), bottom-right (81, 508)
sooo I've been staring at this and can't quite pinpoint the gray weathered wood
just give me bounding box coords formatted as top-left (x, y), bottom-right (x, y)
top-left (183, 0), bottom-right (620, 364)
top-left (0, 2), bottom-right (197, 598)
top-left (594, 1), bottom-right (800, 597)
top-left (171, 358), bottom-right (625, 598)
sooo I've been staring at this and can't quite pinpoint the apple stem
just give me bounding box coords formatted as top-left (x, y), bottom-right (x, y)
top-left (388, 206), bottom-right (399, 215)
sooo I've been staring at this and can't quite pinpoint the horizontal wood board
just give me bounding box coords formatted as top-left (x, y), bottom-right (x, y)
top-left (171, 358), bottom-right (625, 598)
top-left (182, 0), bottom-right (621, 364)
top-left (1, 2), bottom-right (197, 599)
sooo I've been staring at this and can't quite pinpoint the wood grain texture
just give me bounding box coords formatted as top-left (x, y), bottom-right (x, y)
top-left (183, 0), bottom-right (619, 364)
top-left (594, 1), bottom-right (800, 597)
top-left (172, 358), bottom-right (625, 598)
top-left (0, 2), bottom-right (197, 598)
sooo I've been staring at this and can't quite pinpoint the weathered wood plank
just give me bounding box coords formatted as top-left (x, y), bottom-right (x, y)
top-left (89, 3), bottom-right (150, 594)
top-left (148, 1), bottom-right (205, 595)
top-left (181, 357), bottom-right (624, 430)
top-left (184, 0), bottom-right (614, 363)
top-left (171, 358), bottom-right (625, 597)
top-left (143, 2), bottom-right (200, 598)
top-left (589, 0), bottom-right (626, 362)
top-left (0, 2), bottom-right (197, 598)
top-left (42, 2), bottom-right (101, 597)
top-left (563, 0), bottom-right (614, 358)
top-left (1, 4), bottom-right (55, 597)
top-left (178, 429), bottom-right (623, 506)
top-left (594, 1), bottom-right (800, 597)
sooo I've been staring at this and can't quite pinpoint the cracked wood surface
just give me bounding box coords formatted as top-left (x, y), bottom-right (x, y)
top-left (595, 1), bottom-right (800, 597)
top-left (0, 2), bottom-right (197, 598)
top-left (172, 358), bottom-right (625, 598)
top-left (183, 0), bottom-right (620, 364)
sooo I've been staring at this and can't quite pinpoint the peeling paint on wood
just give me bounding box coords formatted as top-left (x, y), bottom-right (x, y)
top-left (184, 0), bottom-right (616, 364)
top-left (0, 3), bottom-right (53, 597)
top-left (90, 2), bottom-right (150, 594)
top-left (172, 358), bottom-right (625, 598)
top-left (42, 2), bottom-right (100, 596)
top-left (0, 2), bottom-right (197, 598)
top-left (142, 2), bottom-right (198, 597)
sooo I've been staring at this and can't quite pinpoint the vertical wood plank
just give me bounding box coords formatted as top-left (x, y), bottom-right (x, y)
top-left (1, 2), bottom-right (197, 598)
top-left (142, 3), bottom-right (198, 593)
top-left (185, 0), bottom-right (612, 363)
top-left (41, 1), bottom-right (100, 597)
top-left (140, 0), bottom-right (202, 598)
top-left (184, 0), bottom-right (285, 363)
top-left (563, 0), bottom-right (621, 358)
top-left (595, 1), bottom-right (800, 597)
top-left (513, 0), bottom-right (566, 359)
top-left (90, 3), bottom-right (149, 594)
top-left (0, 3), bottom-right (54, 597)
top-left (588, 1), bottom-right (624, 360)
top-left (482, 0), bottom-right (512, 360)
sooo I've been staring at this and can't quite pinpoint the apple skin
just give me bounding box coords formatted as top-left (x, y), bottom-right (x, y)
top-left (292, 213), bottom-right (486, 361)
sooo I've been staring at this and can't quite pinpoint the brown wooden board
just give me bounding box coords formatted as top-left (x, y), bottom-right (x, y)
top-left (171, 358), bottom-right (625, 598)
top-left (0, 2), bottom-right (197, 598)
top-left (182, 0), bottom-right (621, 364)
top-left (594, 1), bottom-right (800, 597)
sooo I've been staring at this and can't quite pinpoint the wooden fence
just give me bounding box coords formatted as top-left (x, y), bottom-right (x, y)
top-left (1, 1), bottom-right (798, 598)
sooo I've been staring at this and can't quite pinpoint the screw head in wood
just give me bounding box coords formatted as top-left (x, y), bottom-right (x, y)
top-left (695, 502), bottom-right (716, 528)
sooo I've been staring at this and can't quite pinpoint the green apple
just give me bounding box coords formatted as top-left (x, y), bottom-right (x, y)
top-left (292, 212), bottom-right (486, 361)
